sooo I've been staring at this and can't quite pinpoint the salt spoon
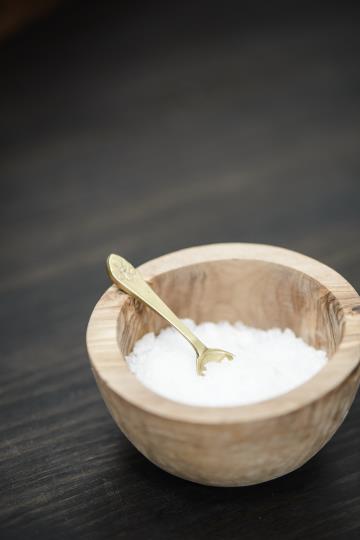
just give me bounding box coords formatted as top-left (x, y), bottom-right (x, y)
top-left (107, 254), bottom-right (234, 375)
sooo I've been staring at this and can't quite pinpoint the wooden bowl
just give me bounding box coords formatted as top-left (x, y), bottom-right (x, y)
top-left (86, 244), bottom-right (360, 486)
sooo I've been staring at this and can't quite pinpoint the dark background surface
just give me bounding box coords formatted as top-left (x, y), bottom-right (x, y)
top-left (0, 1), bottom-right (359, 538)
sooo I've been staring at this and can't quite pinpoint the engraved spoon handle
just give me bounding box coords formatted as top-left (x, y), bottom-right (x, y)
top-left (107, 254), bottom-right (206, 356)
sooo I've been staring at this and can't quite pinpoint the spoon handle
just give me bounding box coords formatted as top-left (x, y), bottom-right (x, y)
top-left (107, 254), bottom-right (206, 356)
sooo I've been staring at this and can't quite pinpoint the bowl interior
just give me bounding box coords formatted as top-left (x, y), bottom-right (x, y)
top-left (118, 259), bottom-right (344, 359)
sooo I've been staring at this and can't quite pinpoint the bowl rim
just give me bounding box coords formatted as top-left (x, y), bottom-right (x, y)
top-left (86, 243), bottom-right (360, 424)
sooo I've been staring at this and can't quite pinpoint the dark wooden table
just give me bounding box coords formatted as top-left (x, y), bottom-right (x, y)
top-left (1, 2), bottom-right (359, 538)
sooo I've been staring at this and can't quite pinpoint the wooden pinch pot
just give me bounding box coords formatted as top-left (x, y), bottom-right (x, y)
top-left (86, 244), bottom-right (360, 487)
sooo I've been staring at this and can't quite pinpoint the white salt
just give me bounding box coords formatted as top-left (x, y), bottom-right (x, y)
top-left (126, 319), bottom-right (328, 407)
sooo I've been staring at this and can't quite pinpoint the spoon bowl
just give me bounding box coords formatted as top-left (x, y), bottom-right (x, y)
top-left (197, 348), bottom-right (234, 375)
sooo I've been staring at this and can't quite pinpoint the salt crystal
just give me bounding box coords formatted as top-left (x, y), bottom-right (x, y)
top-left (126, 319), bottom-right (328, 407)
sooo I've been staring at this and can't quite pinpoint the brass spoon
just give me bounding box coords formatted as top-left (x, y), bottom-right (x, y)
top-left (107, 254), bottom-right (234, 375)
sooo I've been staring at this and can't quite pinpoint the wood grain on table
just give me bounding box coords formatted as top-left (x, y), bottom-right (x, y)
top-left (0, 1), bottom-right (359, 539)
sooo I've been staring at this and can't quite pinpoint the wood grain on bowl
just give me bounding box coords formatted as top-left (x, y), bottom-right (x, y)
top-left (86, 244), bottom-right (360, 486)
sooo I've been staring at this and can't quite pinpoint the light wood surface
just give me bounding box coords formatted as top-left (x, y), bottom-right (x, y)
top-left (86, 244), bottom-right (360, 486)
